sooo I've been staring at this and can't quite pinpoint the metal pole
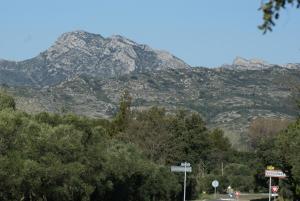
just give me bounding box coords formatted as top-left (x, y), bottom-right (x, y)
top-left (183, 162), bottom-right (187, 201)
top-left (221, 162), bottom-right (224, 176)
top-left (269, 177), bottom-right (272, 201)
top-left (214, 187), bottom-right (217, 198)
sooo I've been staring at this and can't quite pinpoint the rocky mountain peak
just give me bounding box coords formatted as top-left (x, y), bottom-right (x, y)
top-left (109, 35), bottom-right (137, 46)
top-left (220, 56), bottom-right (271, 70)
top-left (0, 30), bottom-right (190, 86)
top-left (233, 56), bottom-right (269, 67)
top-left (220, 57), bottom-right (299, 70)
top-left (56, 30), bottom-right (104, 43)
top-left (45, 30), bottom-right (105, 59)
top-left (43, 31), bottom-right (190, 71)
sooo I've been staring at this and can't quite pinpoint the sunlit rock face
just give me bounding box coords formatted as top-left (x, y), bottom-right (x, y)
top-left (0, 30), bottom-right (189, 87)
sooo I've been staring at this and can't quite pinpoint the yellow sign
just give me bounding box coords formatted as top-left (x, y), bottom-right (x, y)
top-left (267, 165), bottom-right (275, 170)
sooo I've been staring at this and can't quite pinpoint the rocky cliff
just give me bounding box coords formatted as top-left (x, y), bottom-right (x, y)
top-left (0, 30), bottom-right (189, 87)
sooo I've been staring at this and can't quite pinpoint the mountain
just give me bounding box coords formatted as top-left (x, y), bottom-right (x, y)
top-left (221, 56), bottom-right (299, 70)
top-left (0, 30), bottom-right (189, 87)
top-left (1, 31), bottom-right (299, 147)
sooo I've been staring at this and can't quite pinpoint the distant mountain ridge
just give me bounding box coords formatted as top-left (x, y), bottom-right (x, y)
top-left (0, 30), bottom-right (299, 147)
top-left (221, 56), bottom-right (300, 70)
top-left (0, 30), bottom-right (189, 87)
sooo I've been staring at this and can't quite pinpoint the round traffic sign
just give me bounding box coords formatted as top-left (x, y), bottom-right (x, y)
top-left (212, 180), bottom-right (219, 188)
top-left (271, 186), bottom-right (279, 193)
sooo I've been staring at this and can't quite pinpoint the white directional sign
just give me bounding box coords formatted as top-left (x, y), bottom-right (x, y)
top-left (170, 162), bottom-right (192, 201)
top-left (181, 162), bottom-right (191, 167)
top-left (171, 166), bottom-right (192, 172)
top-left (265, 170), bottom-right (287, 178)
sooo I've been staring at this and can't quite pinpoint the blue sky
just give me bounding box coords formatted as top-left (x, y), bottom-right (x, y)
top-left (0, 0), bottom-right (299, 67)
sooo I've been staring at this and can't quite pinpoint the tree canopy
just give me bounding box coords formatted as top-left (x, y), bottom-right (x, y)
top-left (0, 92), bottom-right (299, 200)
top-left (259, 0), bottom-right (300, 33)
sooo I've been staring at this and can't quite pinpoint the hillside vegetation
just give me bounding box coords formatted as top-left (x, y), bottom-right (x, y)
top-left (1, 31), bottom-right (300, 146)
top-left (0, 91), bottom-right (300, 200)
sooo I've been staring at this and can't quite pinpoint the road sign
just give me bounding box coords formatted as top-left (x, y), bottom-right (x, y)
top-left (266, 170), bottom-right (284, 201)
top-left (212, 180), bottom-right (219, 188)
top-left (265, 170), bottom-right (287, 178)
top-left (181, 162), bottom-right (191, 167)
top-left (272, 193), bottom-right (279, 197)
top-left (271, 186), bottom-right (279, 193)
top-left (212, 180), bottom-right (219, 199)
top-left (170, 162), bottom-right (192, 201)
top-left (171, 166), bottom-right (192, 172)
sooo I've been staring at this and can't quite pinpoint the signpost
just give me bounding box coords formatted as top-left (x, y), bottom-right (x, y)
top-left (212, 180), bottom-right (219, 198)
top-left (265, 167), bottom-right (286, 201)
top-left (171, 162), bottom-right (192, 201)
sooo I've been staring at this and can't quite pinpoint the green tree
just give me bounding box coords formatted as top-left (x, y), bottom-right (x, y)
top-left (91, 141), bottom-right (180, 201)
top-left (259, 0), bottom-right (300, 33)
top-left (110, 90), bottom-right (132, 135)
top-left (0, 92), bottom-right (15, 111)
top-left (224, 163), bottom-right (255, 192)
top-left (181, 113), bottom-right (209, 165)
top-left (122, 107), bottom-right (183, 164)
top-left (276, 119), bottom-right (300, 200)
top-left (0, 94), bottom-right (183, 201)
top-left (247, 117), bottom-right (292, 150)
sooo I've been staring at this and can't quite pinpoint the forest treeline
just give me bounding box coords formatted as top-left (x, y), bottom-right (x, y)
top-left (0, 91), bottom-right (299, 201)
